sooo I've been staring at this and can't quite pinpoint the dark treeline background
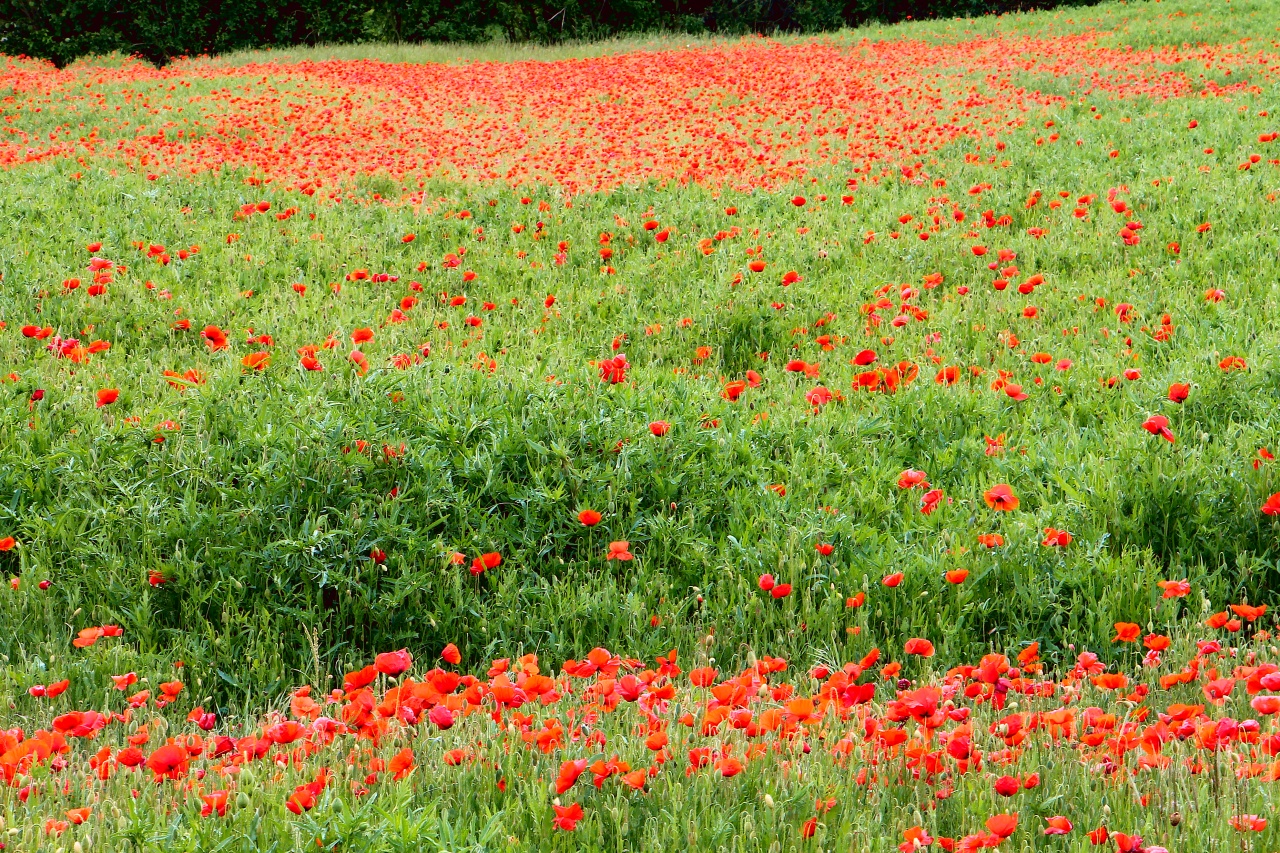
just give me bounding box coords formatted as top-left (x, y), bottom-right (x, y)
top-left (3, 0), bottom-right (1094, 67)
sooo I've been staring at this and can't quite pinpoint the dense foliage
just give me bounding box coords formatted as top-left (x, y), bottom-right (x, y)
top-left (0, 0), bottom-right (1102, 66)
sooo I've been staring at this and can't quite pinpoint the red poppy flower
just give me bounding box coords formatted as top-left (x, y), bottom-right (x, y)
top-left (722, 380), bottom-right (747, 401)
top-left (993, 775), bottom-right (1020, 797)
top-left (469, 552), bottom-right (502, 575)
top-left (606, 541), bottom-right (633, 561)
top-left (1043, 816), bottom-right (1072, 836)
top-left (920, 488), bottom-right (945, 515)
top-left (897, 469), bottom-right (929, 489)
top-left (983, 484), bottom-right (1019, 511)
top-left (1142, 414), bottom-right (1175, 443)
top-left (1041, 528), bottom-right (1072, 547)
top-left (1113, 622), bottom-right (1140, 642)
top-left (986, 814), bottom-right (1018, 838)
top-left (241, 352), bottom-right (271, 370)
top-left (374, 648), bottom-right (412, 676)
top-left (428, 705), bottom-right (454, 729)
top-left (200, 790), bottom-right (229, 818)
top-left (904, 638), bottom-right (934, 657)
top-left (201, 325), bottom-right (229, 351)
top-left (441, 642), bottom-right (461, 664)
top-left (145, 744), bottom-right (189, 780)
top-left (553, 803), bottom-right (584, 831)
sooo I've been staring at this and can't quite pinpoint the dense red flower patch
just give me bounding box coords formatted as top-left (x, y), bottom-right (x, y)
top-left (6, 602), bottom-right (1280, 849)
top-left (1, 33), bottom-right (1276, 193)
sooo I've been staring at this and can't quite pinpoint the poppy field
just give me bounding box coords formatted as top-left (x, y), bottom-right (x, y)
top-left (2, 0), bottom-right (1280, 847)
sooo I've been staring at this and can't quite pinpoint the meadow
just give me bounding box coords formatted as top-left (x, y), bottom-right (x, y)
top-left (1, 0), bottom-right (1280, 847)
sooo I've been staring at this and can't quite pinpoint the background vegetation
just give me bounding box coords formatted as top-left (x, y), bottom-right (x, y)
top-left (1, 0), bottom-right (1103, 66)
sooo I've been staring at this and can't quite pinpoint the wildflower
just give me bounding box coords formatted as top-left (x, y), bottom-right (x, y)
top-left (606, 541), bottom-right (634, 561)
top-left (1041, 528), bottom-right (1072, 547)
top-left (1044, 816), bottom-right (1073, 835)
top-left (1142, 415), bottom-right (1175, 443)
top-left (469, 552), bottom-right (502, 575)
top-left (374, 649), bottom-right (412, 677)
top-left (983, 484), bottom-right (1020, 511)
top-left (904, 638), bottom-right (934, 657)
top-left (552, 802), bottom-right (584, 831)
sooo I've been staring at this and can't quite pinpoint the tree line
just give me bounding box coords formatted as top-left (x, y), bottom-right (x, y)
top-left (2, 0), bottom-right (1096, 67)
